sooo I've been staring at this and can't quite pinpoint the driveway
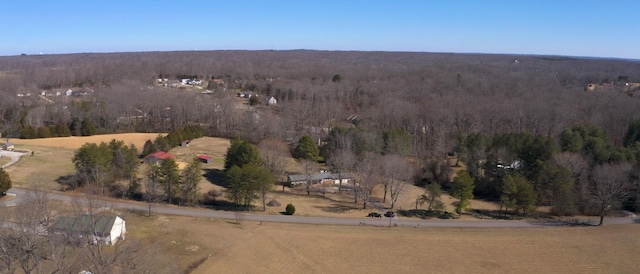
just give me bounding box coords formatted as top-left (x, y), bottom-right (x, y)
top-left (0, 150), bottom-right (28, 168)
top-left (2, 188), bottom-right (637, 228)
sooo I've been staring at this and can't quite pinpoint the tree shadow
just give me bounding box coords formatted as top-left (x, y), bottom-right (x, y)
top-left (202, 199), bottom-right (249, 212)
top-left (313, 203), bottom-right (360, 214)
top-left (472, 209), bottom-right (519, 220)
top-left (528, 218), bottom-right (595, 227)
top-left (397, 209), bottom-right (456, 219)
top-left (203, 168), bottom-right (226, 187)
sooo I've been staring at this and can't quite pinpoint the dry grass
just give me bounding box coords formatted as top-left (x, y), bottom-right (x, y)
top-left (9, 133), bottom-right (166, 150)
top-left (120, 213), bottom-right (640, 274)
top-left (166, 137), bottom-right (230, 194)
top-left (0, 156), bottom-right (12, 167)
top-left (3, 145), bottom-right (75, 189)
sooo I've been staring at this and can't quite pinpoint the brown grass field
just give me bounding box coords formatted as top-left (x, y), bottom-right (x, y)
top-left (8, 133), bottom-right (166, 150)
top-left (121, 213), bottom-right (640, 274)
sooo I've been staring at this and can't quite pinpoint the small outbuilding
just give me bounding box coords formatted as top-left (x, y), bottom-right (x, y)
top-left (2, 142), bottom-right (14, 151)
top-left (181, 140), bottom-right (191, 147)
top-left (198, 154), bottom-right (213, 164)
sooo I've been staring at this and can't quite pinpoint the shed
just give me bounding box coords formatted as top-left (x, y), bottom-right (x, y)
top-left (181, 140), bottom-right (191, 147)
top-left (2, 142), bottom-right (14, 151)
top-left (198, 154), bottom-right (213, 163)
top-left (50, 215), bottom-right (126, 246)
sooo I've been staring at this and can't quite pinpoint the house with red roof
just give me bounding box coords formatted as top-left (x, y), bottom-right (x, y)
top-left (144, 151), bottom-right (176, 165)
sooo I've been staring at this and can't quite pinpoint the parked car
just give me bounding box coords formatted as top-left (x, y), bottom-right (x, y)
top-left (367, 212), bottom-right (382, 218)
top-left (384, 211), bottom-right (395, 218)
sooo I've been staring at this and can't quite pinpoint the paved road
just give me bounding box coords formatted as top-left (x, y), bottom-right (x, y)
top-left (2, 188), bottom-right (637, 228)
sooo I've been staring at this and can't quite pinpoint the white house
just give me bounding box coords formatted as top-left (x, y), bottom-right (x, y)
top-left (50, 215), bottom-right (126, 246)
top-left (65, 89), bottom-right (73, 96)
top-left (267, 96), bottom-right (277, 105)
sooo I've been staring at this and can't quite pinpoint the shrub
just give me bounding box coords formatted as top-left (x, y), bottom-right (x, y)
top-left (285, 203), bottom-right (295, 215)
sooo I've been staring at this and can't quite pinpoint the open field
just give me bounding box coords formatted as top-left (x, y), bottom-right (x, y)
top-left (3, 202), bottom-right (638, 274)
top-left (8, 133), bottom-right (166, 150)
top-left (4, 134), bottom-right (231, 193)
top-left (120, 213), bottom-right (640, 274)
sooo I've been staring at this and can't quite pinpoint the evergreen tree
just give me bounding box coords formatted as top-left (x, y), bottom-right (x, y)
top-left (224, 137), bottom-right (264, 171)
top-left (294, 135), bottom-right (321, 161)
top-left (0, 168), bottom-right (11, 195)
top-left (81, 117), bottom-right (96, 136)
top-left (142, 139), bottom-right (156, 157)
top-left (181, 157), bottom-right (202, 205)
top-left (159, 158), bottom-right (180, 204)
top-left (451, 170), bottom-right (475, 214)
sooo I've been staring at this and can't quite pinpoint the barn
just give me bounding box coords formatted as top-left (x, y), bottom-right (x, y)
top-left (143, 151), bottom-right (176, 165)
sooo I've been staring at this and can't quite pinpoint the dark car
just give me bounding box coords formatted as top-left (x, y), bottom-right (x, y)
top-left (367, 212), bottom-right (382, 218)
top-left (384, 211), bottom-right (395, 218)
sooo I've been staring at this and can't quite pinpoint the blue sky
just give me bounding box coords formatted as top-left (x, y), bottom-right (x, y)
top-left (1, 0), bottom-right (638, 59)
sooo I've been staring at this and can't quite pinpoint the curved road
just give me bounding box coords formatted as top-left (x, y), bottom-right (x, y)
top-left (1, 187), bottom-right (637, 228)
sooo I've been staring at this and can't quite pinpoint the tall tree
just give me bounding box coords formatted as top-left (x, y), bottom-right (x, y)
top-left (451, 170), bottom-right (475, 214)
top-left (144, 164), bottom-right (161, 216)
top-left (590, 163), bottom-right (632, 225)
top-left (501, 174), bottom-right (537, 215)
top-left (224, 136), bottom-right (264, 172)
top-left (380, 154), bottom-right (413, 209)
top-left (159, 158), bottom-right (180, 204)
top-left (293, 135), bottom-right (321, 162)
top-left (80, 117), bottom-right (96, 136)
top-left (226, 164), bottom-right (275, 209)
top-left (425, 182), bottom-right (445, 212)
top-left (354, 152), bottom-right (380, 209)
top-left (181, 157), bottom-right (202, 206)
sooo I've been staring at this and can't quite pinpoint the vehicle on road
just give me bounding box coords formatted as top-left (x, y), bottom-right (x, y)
top-left (367, 212), bottom-right (382, 218)
top-left (384, 211), bottom-right (395, 218)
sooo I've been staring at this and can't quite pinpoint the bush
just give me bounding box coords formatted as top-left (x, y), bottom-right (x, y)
top-left (285, 203), bottom-right (295, 215)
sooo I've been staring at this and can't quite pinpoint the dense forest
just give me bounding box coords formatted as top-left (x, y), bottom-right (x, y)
top-left (2, 50), bottom-right (640, 218)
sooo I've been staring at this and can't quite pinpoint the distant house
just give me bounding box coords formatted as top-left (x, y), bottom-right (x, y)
top-left (267, 96), bottom-right (277, 105)
top-left (198, 154), bottom-right (213, 164)
top-left (288, 171), bottom-right (352, 186)
top-left (50, 215), bottom-right (126, 246)
top-left (2, 142), bottom-right (14, 151)
top-left (65, 89), bottom-right (73, 96)
top-left (181, 140), bottom-right (191, 147)
top-left (143, 151), bottom-right (176, 165)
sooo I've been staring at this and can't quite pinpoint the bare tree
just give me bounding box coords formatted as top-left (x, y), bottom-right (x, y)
top-left (258, 139), bottom-right (289, 191)
top-left (590, 163), bottom-right (632, 225)
top-left (380, 154), bottom-right (414, 209)
top-left (299, 160), bottom-right (319, 196)
top-left (354, 152), bottom-right (380, 209)
top-left (144, 164), bottom-right (162, 216)
top-left (326, 149), bottom-right (357, 192)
